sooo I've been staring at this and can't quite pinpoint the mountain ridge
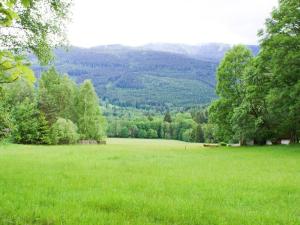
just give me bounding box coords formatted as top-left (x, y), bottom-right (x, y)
top-left (32, 43), bottom-right (259, 111)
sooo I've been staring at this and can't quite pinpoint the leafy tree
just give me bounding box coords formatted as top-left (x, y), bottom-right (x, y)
top-left (147, 129), bottom-right (158, 139)
top-left (209, 45), bottom-right (253, 143)
top-left (182, 129), bottom-right (193, 142)
top-left (77, 80), bottom-right (106, 141)
top-left (2, 79), bottom-right (34, 109)
top-left (38, 68), bottom-right (77, 124)
top-left (0, 0), bottom-right (71, 85)
top-left (202, 123), bottom-right (217, 143)
top-left (137, 129), bottom-right (147, 138)
top-left (120, 127), bottom-right (130, 138)
top-left (50, 118), bottom-right (79, 144)
top-left (258, 0), bottom-right (300, 142)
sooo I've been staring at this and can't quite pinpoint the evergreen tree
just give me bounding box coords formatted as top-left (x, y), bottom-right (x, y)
top-left (163, 111), bottom-right (172, 123)
top-left (11, 98), bottom-right (50, 144)
top-left (193, 124), bottom-right (205, 143)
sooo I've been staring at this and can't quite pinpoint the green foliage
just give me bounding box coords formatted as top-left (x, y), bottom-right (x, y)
top-left (2, 79), bottom-right (35, 109)
top-left (209, 45), bottom-right (254, 143)
top-left (77, 80), bottom-right (107, 141)
top-left (50, 118), bottom-right (79, 144)
top-left (38, 68), bottom-right (77, 124)
top-left (120, 127), bottom-right (130, 138)
top-left (0, 51), bottom-right (35, 86)
top-left (202, 123), bottom-right (217, 143)
top-left (163, 111), bottom-right (172, 123)
top-left (193, 124), bottom-right (204, 143)
top-left (0, 0), bottom-right (71, 87)
top-left (208, 1), bottom-right (300, 144)
top-left (147, 129), bottom-right (158, 139)
top-left (107, 112), bottom-right (199, 142)
top-left (182, 129), bottom-right (193, 142)
top-left (137, 129), bottom-right (147, 138)
top-left (0, 103), bottom-right (12, 141)
top-left (258, 0), bottom-right (300, 142)
top-left (0, 0), bottom-right (71, 64)
top-left (11, 98), bottom-right (50, 144)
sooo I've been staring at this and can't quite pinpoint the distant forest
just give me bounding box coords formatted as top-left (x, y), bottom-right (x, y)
top-left (32, 44), bottom-right (259, 111)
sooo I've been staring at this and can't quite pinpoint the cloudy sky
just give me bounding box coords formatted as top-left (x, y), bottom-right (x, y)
top-left (68, 0), bottom-right (278, 47)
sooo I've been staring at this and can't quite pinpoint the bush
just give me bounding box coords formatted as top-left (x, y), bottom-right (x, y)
top-left (182, 129), bottom-right (193, 142)
top-left (50, 118), bottom-right (79, 144)
top-left (147, 129), bottom-right (158, 139)
top-left (137, 129), bottom-right (147, 138)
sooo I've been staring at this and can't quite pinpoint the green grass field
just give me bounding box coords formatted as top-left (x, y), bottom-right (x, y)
top-left (0, 139), bottom-right (299, 225)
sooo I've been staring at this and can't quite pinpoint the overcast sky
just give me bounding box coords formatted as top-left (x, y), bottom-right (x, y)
top-left (68, 0), bottom-right (278, 47)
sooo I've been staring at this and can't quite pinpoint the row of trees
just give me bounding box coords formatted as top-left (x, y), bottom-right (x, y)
top-left (208, 0), bottom-right (299, 144)
top-left (0, 68), bottom-right (106, 144)
top-left (107, 112), bottom-right (207, 143)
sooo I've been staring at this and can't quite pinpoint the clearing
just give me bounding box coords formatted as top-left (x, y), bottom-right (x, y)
top-left (0, 138), bottom-right (299, 225)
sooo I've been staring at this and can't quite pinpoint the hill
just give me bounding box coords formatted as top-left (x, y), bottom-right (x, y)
top-left (32, 43), bottom-right (258, 111)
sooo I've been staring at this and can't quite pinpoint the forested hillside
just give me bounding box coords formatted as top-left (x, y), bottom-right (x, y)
top-left (32, 44), bottom-right (258, 111)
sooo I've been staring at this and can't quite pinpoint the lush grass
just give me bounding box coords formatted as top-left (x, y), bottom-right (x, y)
top-left (0, 139), bottom-right (299, 225)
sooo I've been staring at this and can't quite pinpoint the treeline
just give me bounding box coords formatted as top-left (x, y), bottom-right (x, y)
top-left (107, 111), bottom-right (210, 143)
top-left (0, 68), bottom-right (106, 144)
top-left (207, 0), bottom-right (299, 144)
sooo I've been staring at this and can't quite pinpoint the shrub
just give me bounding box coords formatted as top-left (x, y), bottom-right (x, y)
top-left (182, 129), bottom-right (193, 142)
top-left (50, 118), bottom-right (79, 144)
top-left (147, 129), bottom-right (158, 139)
top-left (137, 129), bottom-right (147, 138)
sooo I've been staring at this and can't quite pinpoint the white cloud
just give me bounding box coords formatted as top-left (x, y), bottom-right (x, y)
top-left (67, 0), bottom-right (278, 47)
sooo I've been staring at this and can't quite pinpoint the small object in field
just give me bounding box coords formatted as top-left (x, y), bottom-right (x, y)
top-left (227, 143), bottom-right (241, 147)
top-left (246, 140), bottom-right (254, 146)
top-left (266, 140), bottom-right (273, 145)
top-left (79, 140), bottom-right (106, 145)
top-left (98, 140), bottom-right (107, 145)
top-left (281, 139), bottom-right (290, 145)
top-left (203, 144), bottom-right (219, 147)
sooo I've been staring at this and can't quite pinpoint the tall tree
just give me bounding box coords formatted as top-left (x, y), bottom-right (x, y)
top-left (209, 45), bottom-right (253, 143)
top-left (77, 80), bottom-right (106, 141)
top-left (259, 0), bottom-right (300, 142)
top-left (38, 68), bottom-right (77, 124)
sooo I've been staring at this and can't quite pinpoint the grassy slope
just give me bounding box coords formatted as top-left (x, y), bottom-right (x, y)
top-left (0, 139), bottom-right (299, 225)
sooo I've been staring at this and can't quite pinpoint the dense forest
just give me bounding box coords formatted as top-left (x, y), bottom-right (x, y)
top-left (31, 44), bottom-right (259, 111)
top-left (0, 0), bottom-right (299, 145)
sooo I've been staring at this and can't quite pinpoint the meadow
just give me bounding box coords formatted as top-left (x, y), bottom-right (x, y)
top-left (0, 139), bottom-right (299, 225)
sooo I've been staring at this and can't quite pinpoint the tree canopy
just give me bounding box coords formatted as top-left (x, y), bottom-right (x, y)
top-left (0, 0), bottom-right (71, 85)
